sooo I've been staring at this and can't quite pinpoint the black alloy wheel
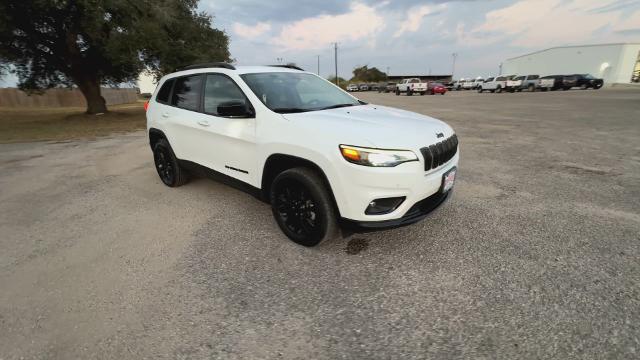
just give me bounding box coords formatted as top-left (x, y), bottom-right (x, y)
top-left (270, 168), bottom-right (337, 246)
top-left (154, 147), bottom-right (174, 185)
top-left (153, 138), bottom-right (188, 187)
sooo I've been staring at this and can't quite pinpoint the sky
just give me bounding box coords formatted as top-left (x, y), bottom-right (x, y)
top-left (202, 0), bottom-right (640, 79)
top-left (3, 0), bottom-right (640, 90)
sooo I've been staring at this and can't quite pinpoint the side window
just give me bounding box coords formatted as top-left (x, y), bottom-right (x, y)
top-left (203, 74), bottom-right (249, 116)
top-left (171, 75), bottom-right (203, 111)
top-left (529, 75), bottom-right (539, 80)
top-left (156, 78), bottom-right (174, 104)
top-left (486, 77), bottom-right (494, 82)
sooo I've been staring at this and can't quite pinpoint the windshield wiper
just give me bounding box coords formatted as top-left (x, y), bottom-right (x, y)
top-left (272, 107), bottom-right (311, 113)
top-left (318, 103), bottom-right (359, 110)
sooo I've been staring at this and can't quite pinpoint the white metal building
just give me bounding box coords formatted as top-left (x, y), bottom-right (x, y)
top-left (502, 43), bottom-right (640, 85)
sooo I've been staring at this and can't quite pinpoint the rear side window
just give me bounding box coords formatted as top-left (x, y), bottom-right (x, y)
top-left (171, 75), bottom-right (203, 111)
top-left (203, 74), bottom-right (249, 115)
top-left (486, 77), bottom-right (494, 82)
top-left (156, 79), bottom-right (174, 104)
top-left (496, 76), bottom-right (506, 81)
top-left (528, 75), bottom-right (539, 80)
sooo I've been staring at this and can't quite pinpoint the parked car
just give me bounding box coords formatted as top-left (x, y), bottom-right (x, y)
top-left (471, 78), bottom-right (484, 90)
top-left (396, 78), bottom-right (428, 95)
top-left (369, 83), bottom-right (380, 91)
top-left (564, 74), bottom-right (604, 90)
top-left (506, 74), bottom-right (540, 92)
top-left (346, 84), bottom-right (359, 92)
top-left (537, 76), bottom-right (556, 91)
top-left (452, 79), bottom-right (466, 91)
top-left (359, 83), bottom-right (369, 91)
top-left (378, 82), bottom-right (397, 93)
top-left (427, 82), bottom-right (447, 95)
top-left (479, 75), bottom-right (515, 93)
top-left (146, 63), bottom-right (459, 246)
top-left (444, 81), bottom-right (455, 91)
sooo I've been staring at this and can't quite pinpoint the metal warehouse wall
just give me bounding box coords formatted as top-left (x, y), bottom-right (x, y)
top-left (502, 43), bottom-right (640, 85)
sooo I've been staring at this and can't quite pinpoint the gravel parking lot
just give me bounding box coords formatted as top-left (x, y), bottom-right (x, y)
top-left (1, 88), bottom-right (639, 359)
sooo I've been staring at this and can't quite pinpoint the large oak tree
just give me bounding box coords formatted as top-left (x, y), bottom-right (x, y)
top-left (0, 0), bottom-right (231, 114)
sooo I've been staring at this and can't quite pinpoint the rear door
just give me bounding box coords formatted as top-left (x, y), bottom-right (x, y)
top-left (162, 74), bottom-right (207, 164)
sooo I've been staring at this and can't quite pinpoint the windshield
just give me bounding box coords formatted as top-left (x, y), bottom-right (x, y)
top-left (241, 72), bottom-right (361, 113)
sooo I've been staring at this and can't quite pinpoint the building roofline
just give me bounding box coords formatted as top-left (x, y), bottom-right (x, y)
top-left (505, 42), bottom-right (640, 61)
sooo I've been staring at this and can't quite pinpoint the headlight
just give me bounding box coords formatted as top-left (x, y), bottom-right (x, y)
top-left (339, 145), bottom-right (418, 167)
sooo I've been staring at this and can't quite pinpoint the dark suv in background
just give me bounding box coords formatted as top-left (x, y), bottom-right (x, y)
top-left (563, 74), bottom-right (604, 90)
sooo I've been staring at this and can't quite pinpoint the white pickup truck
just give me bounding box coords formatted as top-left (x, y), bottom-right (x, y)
top-left (395, 78), bottom-right (428, 96)
top-left (479, 75), bottom-right (515, 93)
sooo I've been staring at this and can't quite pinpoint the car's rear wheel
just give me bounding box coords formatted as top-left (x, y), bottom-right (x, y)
top-left (395, 89), bottom-right (400, 96)
top-left (478, 88), bottom-right (483, 93)
top-left (270, 167), bottom-right (338, 247)
top-left (153, 138), bottom-right (189, 187)
top-left (528, 84), bottom-right (535, 92)
top-left (496, 86), bottom-right (502, 93)
top-left (407, 89), bottom-right (413, 96)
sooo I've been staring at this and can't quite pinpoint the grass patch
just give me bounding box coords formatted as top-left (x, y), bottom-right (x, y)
top-left (0, 102), bottom-right (146, 143)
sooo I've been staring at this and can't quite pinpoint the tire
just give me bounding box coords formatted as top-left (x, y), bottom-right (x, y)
top-left (478, 88), bottom-right (483, 93)
top-left (153, 138), bottom-right (189, 187)
top-left (395, 89), bottom-right (400, 96)
top-left (593, 83), bottom-right (603, 90)
top-left (528, 84), bottom-right (535, 92)
top-left (407, 89), bottom-right (413, 96)
top-left (420, 91), bottom-right (425, 96)
top-left (270, 167), bottom-right (338, 247)
top-left (496, 86), bottom-right (502, 93)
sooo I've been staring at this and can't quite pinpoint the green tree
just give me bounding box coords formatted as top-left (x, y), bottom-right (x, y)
top-left (0, 0), bottom-right (230, 114)
top-left (327, 76), bottom-right (347, 88)
top-left (350, 65), bottom-right (387, 83)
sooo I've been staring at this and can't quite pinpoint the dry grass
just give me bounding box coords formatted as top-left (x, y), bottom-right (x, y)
top-left (0, 102), bottom-right (146, 143)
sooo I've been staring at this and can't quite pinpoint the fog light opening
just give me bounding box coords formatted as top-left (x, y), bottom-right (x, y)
top-left (365, 197), bottom-right (406, 215)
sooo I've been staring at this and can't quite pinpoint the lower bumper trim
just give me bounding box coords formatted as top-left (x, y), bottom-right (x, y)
top-left (341, 189), bottom-right (451, 230)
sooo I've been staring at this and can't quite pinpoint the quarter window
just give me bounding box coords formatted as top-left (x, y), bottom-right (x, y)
top-left (203, 74), bottom-right (249, 116)
top-left (171, 75), bottom-right (203, 111)
top-left (156, 78), bottom-right (174, 104)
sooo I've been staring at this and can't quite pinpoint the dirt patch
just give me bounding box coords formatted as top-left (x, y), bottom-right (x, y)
top-left (345, 237), bottom-right (369, 255)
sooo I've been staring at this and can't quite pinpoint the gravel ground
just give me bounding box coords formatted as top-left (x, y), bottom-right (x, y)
top-left (1, 88), bottom-right (639, 359)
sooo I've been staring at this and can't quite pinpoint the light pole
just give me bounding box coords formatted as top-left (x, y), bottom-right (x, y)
top-left (333, 43), bottom-right (339, 86)
top-left (451, 53), bottom-right (457, 80)
top-left (317, 55), bottom-right (320, 75)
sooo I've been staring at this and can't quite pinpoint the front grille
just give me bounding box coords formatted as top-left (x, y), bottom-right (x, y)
top-left (420, 134), bottom-right (458, 171)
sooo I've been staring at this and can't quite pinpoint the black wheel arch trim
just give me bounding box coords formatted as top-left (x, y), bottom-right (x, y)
top-left (262, 153), bottom-right (341, 217)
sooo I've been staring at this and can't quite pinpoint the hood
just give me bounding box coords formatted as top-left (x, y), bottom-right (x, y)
top-left (281, 104), bottom-right (453, 149)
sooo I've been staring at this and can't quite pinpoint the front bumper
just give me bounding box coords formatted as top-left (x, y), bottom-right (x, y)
top-left (331, 151), bottom-right (459, 224)
top-left (341, 188), bottom-right (452, 229)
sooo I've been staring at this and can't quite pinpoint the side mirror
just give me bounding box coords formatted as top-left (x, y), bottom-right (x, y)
top-left (217, 101), bottom-right (252, 117)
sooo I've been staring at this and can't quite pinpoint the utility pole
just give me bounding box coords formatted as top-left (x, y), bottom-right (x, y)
top-left (386, 66), bottom-right (390, 80)
top-left (451, 53), bottom-right (457, 80)
top-left (333, 42), bottom-right (338, 86)
top-left (316, 55), bottom-right (320, 75)
top-left (499, 62), bottom-right (503, 75)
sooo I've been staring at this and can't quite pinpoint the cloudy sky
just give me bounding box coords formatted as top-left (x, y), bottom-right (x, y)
top-left (1, 0), bottom-right (639, 89)
top-left (202, 0), bottom-right (640, 79)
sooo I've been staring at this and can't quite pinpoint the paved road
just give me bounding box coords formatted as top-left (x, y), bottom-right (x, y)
top-left (1, 89), bottom-right (639, 359)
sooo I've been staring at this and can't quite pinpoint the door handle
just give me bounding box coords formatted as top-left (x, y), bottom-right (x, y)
top-left (197, 120), bottom-right (210, 127)
top-left (161, 112), bottom-right (170, 118)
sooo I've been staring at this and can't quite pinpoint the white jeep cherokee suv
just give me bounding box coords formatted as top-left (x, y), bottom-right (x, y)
top-left (146, 63), bottom-right (459, 246)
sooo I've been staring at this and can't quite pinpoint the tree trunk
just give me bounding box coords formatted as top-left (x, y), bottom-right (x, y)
top-left (76, 76), bottom-right (107, 114)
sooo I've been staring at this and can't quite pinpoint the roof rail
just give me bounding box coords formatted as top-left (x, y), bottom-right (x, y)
top-left (268, 64), bottom-right (305, 71)
top-left (176, 62), bottom-right (236, 71)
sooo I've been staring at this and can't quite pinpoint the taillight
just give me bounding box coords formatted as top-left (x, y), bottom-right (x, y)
top-left (144, 100), bottom-right (149, 111)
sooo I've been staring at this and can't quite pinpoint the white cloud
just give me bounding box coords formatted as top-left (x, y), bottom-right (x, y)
top-left (394, 4), bottom-right (446, 38)
top-left (270, 3), bottom-right (384, 50)
top-left (460, 0), bottom-right (638, 47)
top-left (232, 21), bottom-right (272, 39)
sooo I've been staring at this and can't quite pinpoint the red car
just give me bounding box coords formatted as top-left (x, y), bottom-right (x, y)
top-left (428, 82), bottom-right (447, 95)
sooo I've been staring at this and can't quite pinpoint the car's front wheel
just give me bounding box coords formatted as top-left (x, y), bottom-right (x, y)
top-left (270, 167), bottom-right (338, 247)
top-left (153, 138), bottom-right (189, 187)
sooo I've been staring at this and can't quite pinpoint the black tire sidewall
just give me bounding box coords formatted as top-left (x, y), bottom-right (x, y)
top-left (269, 168), bottom-right (337, 246)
